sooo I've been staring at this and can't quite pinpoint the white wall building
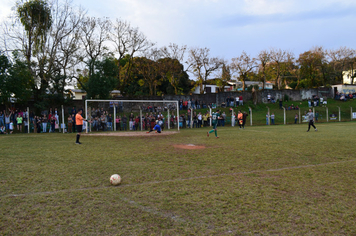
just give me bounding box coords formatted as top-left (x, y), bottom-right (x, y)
top-left (343, 70), bottom-right (356, 84)
top-left (192, 85), bottom-right (231, 94)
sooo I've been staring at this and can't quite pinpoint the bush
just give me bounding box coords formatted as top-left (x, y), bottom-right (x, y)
top-left (284, 94), bottom-right (289, 101)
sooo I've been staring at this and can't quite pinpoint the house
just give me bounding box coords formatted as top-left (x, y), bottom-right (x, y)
top-left (192, 85), bottom-right (231, 94)
top-left (69, 89), bottom-right (121, 100)
top-left (331, 84), bottom-right (356, 97)
top-left (227, 81), bottom-right (273, 90)
top-left (343, 70), bottom-right (356, 84)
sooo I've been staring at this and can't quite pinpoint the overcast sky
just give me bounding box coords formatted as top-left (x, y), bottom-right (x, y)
top-left (1, 0), bottom-right (355, 61)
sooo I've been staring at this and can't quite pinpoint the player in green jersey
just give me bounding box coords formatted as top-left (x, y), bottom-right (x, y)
top-left (207, 109), bottom-right (221, 138)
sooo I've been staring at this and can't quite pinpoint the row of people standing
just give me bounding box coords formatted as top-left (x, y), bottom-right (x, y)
top-left (179, 99), bottom-right (207, 110)
top-left (225, 96), bottom-right (244, 107)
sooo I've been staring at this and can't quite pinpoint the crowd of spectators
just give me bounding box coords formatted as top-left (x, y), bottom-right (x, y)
top-left (335, 91), bottom-right (356, 101)
top-left (0, 108), bottom-right (29, 134)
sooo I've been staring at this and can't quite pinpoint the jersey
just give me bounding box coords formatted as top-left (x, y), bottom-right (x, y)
top-left (76, 113), bottom-right (84, 125)
top-left (211, 112), bottom-right (220, 124)
top-left (154, 124), bottom-right (161, 132)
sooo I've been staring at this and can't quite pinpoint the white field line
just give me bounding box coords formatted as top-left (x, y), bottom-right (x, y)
top-left (1, 159), bottom-right (355, 199)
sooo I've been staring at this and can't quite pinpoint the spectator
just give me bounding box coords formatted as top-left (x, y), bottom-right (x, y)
top-left (23, 118), bottom-right (28, 133)
top-left (198, 112), bottom-right (202, 128)
top-left (107, 114), bottom-right (113, 131)
top-left (295, 113), bottom-right (298, 124)
top-left (221, 112), bottom-right (226, 126)
top-left (122, 115), bottom-right (127, 131)
top-left (239, 95), bottom-right (243, 106)
top-left (0, 111), bottom-right (4, 127)
top-left (271, 113), bottom-right (275, 125)
top-left (9, 122), bottom-right (14, 134)
top-left (72, 114), bottom-right (76, 132)
top-left (0, 125), bottom-right (6, 134)
top-left (235, 96), bottom-right (239, 107)
top-left (242, 111), bottom-right (248, 129)
top-left (42, 115), bottom-right (48, 133)
top-left (116, 116), bottom-right (121, 131)
top-left (101, 115), bottom-right (107, 131)
top-left (179, 115), bottom-right (183, 128)
top-left (17, 115), bottom-right (23, 132)
top-left (67, 115), bottom-right (73, 133)
top-left (50, 115), bottom-right (56, 133)
top-left (192, 112), bottom-right (198, 128)
top-left (5, 113), bottom-right (10, 131)
top-left (135, 116), bottom-right (140, 131)
top-left (37, 116), bottom-right (42, 133)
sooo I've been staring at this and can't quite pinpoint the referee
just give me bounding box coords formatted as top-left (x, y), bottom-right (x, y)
top-left (306, 108), bottom-right (318, 132)
top-left (75, 109), bottom-right (89, 144)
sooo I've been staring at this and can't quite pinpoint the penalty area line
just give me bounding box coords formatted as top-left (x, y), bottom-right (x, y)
top-left (1, 159), bottom-right (355, 199)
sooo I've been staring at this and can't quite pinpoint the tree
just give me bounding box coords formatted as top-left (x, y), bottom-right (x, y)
top-left (230, 51), bottom-right (257, 91)
top-left (16, 0), bottom-right (52, 65)
top-left (328, 47), bottom-right (355, 84)
top-left (2, 0), bottom-right (86, 111)
top-left (131, 57), bottom-right (159, 96)
top-left (84, 57), bottom-right (118, 99)
top-left (109, 20), bottom-right (154, 95)
top-left (0, 51), bottom-right (33, 107)
top-left (269, 48), bottom-right (288, 90)
top-left (257, 50), bottom-right (271, 90)
top-left (0, 52), bottom-right (12, 106)
top-left (187, 47), bottom-right (223, 94)
top-left (297, 47), bottom-right (327, 88)
top-left (79, 17), bottom-right (111, 82)
top-left (216, 63), bottom-right (231, 92)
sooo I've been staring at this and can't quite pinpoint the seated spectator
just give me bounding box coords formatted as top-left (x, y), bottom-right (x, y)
top-left (0, 125), bottom-right (6, 134)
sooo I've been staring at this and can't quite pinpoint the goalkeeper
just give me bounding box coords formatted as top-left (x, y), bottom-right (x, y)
top-left (146, 120), bottom-right (162, 133)
top-left (207, 109), bottom-right (221, 138)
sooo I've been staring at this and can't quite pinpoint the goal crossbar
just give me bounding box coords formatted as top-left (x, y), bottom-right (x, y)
top-left (85, 99), bottom-right (180, 133)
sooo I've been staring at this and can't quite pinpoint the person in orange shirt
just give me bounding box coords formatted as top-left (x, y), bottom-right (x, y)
top-left (75, 109), bottom-right (89, 144)
top-left (237, 110), bottom-right (243, 129)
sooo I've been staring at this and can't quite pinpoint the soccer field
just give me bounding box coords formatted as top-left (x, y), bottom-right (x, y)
top-left (1, 123), bottom-right (356, 235)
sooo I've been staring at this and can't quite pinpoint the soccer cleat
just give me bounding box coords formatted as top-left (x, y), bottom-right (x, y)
top-left (207, 132), bottom-right (209, 137)
top-left (146, 131), bottom-right (149, 133)
top-left (315, 129), bottom-right (318, 131)
top-left (306, 130), bottom-right (309, 132)
top-left (216, 136), bottom-right (219, 138)
top-left (75, 142), bottom-right (82, 144)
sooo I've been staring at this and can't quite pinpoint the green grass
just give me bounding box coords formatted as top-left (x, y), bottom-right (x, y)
top-left (1, 123), bottom-right (356, 235)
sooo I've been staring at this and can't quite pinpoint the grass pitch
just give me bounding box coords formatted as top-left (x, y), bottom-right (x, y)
top-left (1, 123), bottom-right (356, 235)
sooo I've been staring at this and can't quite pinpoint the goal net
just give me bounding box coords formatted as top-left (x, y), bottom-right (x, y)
top-left (85, 99), bottom-right (179, 133)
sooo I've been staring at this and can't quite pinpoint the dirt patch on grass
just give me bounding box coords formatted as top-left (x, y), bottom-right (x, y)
top-left (83, 131), bottom-right (179, 137)
top-left (173, 144), bottom-right (206, 150)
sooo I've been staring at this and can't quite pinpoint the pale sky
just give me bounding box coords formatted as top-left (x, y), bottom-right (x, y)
top-left (1, 0), bottom-right (355, 61)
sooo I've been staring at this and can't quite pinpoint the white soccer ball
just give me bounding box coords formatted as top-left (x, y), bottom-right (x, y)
top-left (110, 174), bottom-right (121, 185)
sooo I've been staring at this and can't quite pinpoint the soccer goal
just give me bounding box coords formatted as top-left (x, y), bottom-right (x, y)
top-left (85, 99), bottom-right (180, 133)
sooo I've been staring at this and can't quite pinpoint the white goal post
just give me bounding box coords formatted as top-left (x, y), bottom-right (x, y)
top-left (85, 99), bottom-right (180, 133)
